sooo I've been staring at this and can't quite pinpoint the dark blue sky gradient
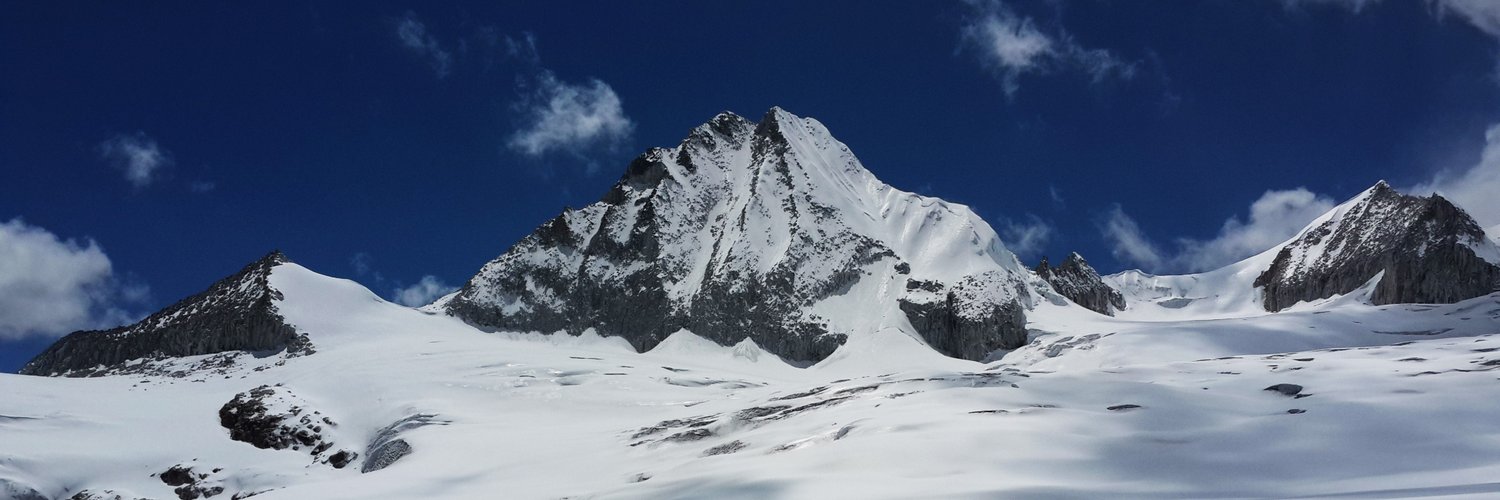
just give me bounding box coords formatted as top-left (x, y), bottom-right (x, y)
top-left (2, 1), bottom-right (1498, 371)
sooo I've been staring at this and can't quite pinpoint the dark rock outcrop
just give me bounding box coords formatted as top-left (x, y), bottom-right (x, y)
top-left (362, 414), bottom-right (447, 473)
top-left (1034, 253), bottom-right (1126, 316)
top-left (443, 108), bottom-right (1034, 363)
top-left (1254, 182), bottom-right (1500, 312)
top-left (1264, 384), bottom-right (1304, 397)
top-left (159, 464), bottom-right (226, 499)
top-left (219, 385), bottom-right (354, 468)
top-left (898, 285), bottom-right (1028, 358)
top-left (21, 251), bottom-right (309, 377)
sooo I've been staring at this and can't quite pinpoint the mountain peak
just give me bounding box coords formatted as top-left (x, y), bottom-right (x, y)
top-left (261, 249), bottom-right (289, 265)
top-left (442, 107), bottom-right (1036, 363)
top-left (21, 252), bottom-right (308, 376)
top-left (1036, 251), bottom-right (1125, 316)
top-left (1255, 184), bottom-right (1500, 311)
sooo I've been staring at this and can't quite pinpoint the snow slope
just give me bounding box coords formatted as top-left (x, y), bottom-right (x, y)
top-left (5, 260), bottom-right (1500, 499)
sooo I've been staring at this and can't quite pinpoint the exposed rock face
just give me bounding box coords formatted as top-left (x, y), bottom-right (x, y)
top-left (1034, 253), bottom-right (1126, 316)
top-left (218, 385), bottom-right (355, 468)
top-left (1254, 182), bottom-right (1500, 312)
top-left (443, 108), bottom-right (1035, 362)
top-left (21, 251), bottom-right (308, 377)
top-left (897, 277), bottom-right (1029, 358)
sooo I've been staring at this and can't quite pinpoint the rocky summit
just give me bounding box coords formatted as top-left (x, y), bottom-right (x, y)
top-left (1035, 253), bottom-right (1126, 316)
top-left (1255, 181), bottom-right (1500, 312)
top-left (439, 108), bottom-right (1037, 362)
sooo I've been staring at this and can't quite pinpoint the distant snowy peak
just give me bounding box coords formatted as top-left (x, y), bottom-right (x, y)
top-left (1255, 181), bottom-right (1500, 311)
top-left (21, 251), bottom-right (310, 377)
top-left (444, 107), bottom-right (1034, 363)
top-left (1034, 252), bottom-right (1125, 316)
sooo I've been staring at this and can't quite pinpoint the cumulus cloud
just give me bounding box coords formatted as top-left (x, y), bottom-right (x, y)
top-left (392, 275), bottom-right (457, 307)
top-left (0, 218), bottom-right (144, 339)
top-left (997, 214), bottom-right (1054, 261)
top-left (1100, 188), bottom-right (1336, 273)
top-left (1408, 123), bottom-right (1500, 226)
top-left (1171, 188), bottom-right (1335, 271)
top-left (960, 0), bottom-right (1137, 98)
top-left (397, 12), bottom-right (452, 78)
top-left (508, 70), bottom-right (635, 160)
top-left (99, 132), bottom-right (170, 188)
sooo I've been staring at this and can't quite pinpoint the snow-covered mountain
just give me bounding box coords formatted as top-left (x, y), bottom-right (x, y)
top-left (1256, 181), bottom-right (1500, 311)
top-left (6, 109), bottom-right (1500, 499)
top-left (1104, 181), bottom-right (1500, 320)
top-left (4, 250), bottom-right (1500, 499)
top-left (440, 108), bottom-right (1039, 362)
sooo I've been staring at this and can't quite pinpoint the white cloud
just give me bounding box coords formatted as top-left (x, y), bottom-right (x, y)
top-left (392, 275), bottom-right (456, 307)
top-left (960, 0), bottom-right (1137, 98)
top-left (1408, 123), bottom-right (1500, 227)
top-left (1171, 188), bottom-right (1336, 272)
top-left (99, 132), bottom-right (170, 188)
top-left (397, 12), bottom-right (452, 78)
top-left (1101, 188), bottom-right (1335, 273)
top-left (189, 180), bottom-right (216, 193)
top-left (0, 218), bottom-right (144, 339)
top-left (1435, 0), bottom-right (1500, 40)
top-left (997, 214), bottom-right (1053, 261)
top-left (508, 70), bottom-right (634, 159)
top-left (1099, 205), bottom-right (1166, 272)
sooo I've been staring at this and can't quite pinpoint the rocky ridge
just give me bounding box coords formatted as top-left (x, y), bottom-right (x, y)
top-left (20, 251), bottom-right (309, 377)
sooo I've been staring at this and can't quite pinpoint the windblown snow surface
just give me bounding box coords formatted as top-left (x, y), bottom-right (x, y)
top-left (4, 259), bottom-right (1500, 499)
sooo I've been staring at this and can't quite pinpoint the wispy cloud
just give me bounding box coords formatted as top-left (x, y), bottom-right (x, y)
top-left (1279, 0), bottom-right (1380, 13)
top-left (99, 132), bottom-right (170, 188)
top-left (960, 0), bottom-right (1137, 98)
top-left (392, 275), bottom-right (457, 307)
top-left (1099, 205), bottom-right (1166, 272)
top-left (0, 218), bottom-right (146, 339)
top-left (508, 69), bottom-right (634, 162)
top-left (505, 32), bottom-right (540, 64)
top-left (1287, 0), bottom-right (1500, 40)
top-left (1100, 188), bottom-right (1335, 273)
top-left (396, 12), bottom-right (452, 78)
top-left (997, 214), bottom-right (1054, 261)
top-left (1434, 0), bottom-right (1500, 40)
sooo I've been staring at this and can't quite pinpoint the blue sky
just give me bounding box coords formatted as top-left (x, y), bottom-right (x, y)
top-left (3, 0), bottom-right (1500, 372)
